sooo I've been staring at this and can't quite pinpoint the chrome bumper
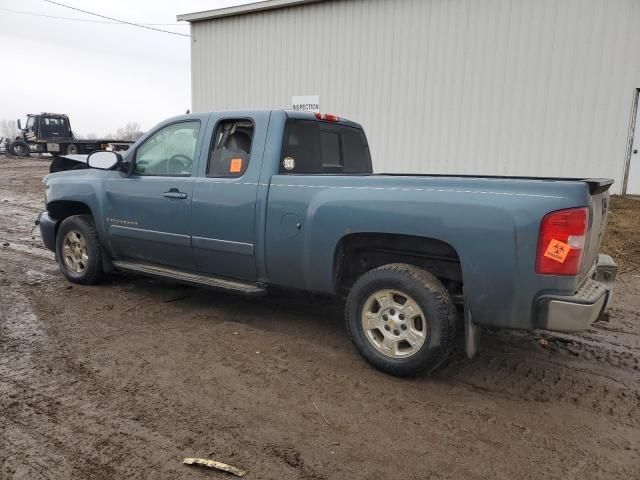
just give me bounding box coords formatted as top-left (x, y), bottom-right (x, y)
top-left (537, 254), bottom-right (617, 332)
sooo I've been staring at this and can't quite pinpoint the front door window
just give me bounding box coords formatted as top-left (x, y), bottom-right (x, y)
top-left (134, 121), bottom-right (200, 176)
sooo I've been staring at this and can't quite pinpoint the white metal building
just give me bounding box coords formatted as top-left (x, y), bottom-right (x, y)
top-left (178, 0), bottom-right (640, 194)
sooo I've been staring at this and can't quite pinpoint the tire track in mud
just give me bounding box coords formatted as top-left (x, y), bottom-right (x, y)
top-left (0, 190), bottom-right (52, 262)
top-left (0, 285), bottom-right (328, 480)
top-left (0, 186), bottom-right (329, 479)
top-left (0, 290), bottom-right (127, 479)
top-left (443, 322), bottom-right (640, 428)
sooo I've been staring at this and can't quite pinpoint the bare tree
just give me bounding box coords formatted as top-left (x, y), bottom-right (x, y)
top-left (84, 132), bottom-right (98, 140)
top-left (114, 122), bottom-right (143, 141)
top-left (0, 119), bottom-right (18, 140)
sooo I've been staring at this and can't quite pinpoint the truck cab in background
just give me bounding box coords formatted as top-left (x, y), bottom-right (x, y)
top-left (9, 113), bottom-right (132, 166)
top-left (20, 113), bottom-right (73, 143)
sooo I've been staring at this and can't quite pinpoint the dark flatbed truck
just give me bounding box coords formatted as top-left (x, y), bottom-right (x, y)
top-left (9, 113), bottom-right (132, 171)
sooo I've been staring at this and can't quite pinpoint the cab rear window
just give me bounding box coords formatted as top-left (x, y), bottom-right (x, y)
top-left (280, 120), bottom-right (372, 174)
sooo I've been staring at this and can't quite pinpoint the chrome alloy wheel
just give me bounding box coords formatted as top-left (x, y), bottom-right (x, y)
top-left (62, 230), bottom-right (89, 274)
top-left (361, 289), bottom-right (427, 358)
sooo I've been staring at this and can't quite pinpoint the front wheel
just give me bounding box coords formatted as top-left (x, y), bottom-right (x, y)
top-left (9, 140), bottom-right (30, 157)
top-left (55, 215), bottom-right (104, 284)
top-left (345, 263), bottom-right (457, 376)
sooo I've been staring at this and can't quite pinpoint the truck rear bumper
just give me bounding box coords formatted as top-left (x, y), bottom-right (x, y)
top-left (37, 211), bottom-right (57, 252)
top-left (537, 254), bottom-right (617, 332)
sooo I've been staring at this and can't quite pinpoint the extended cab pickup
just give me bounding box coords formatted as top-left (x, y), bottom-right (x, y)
top-left (37, 110), bottom-right (618, 375)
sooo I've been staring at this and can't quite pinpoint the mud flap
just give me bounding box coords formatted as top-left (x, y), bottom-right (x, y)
top-left (465, 300), bottom-right (480, 359)
top-left (101, 248), bottom-right (115, 273)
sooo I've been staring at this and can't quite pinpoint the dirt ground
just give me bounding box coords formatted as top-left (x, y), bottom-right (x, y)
top-left (601, 195), bottom-right (640, 273)
top-left (0, 156), bottom-right (638, 480)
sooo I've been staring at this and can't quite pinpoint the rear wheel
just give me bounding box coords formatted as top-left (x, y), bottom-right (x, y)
top-left (345, 263), bottom-right (457, 376)
top-left (55, 215), bottom-right (104, 284)
top-left (9, 140), bottom-right (30, 157)
top-left (65, 143), bottom-right (79, 155)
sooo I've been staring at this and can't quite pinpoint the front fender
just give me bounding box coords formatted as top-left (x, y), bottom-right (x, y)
top-left (45, 170), bottom-right (115, 251)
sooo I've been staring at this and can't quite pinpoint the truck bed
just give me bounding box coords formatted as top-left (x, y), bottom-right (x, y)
top-left (377, 173), bottom-right (614, 194)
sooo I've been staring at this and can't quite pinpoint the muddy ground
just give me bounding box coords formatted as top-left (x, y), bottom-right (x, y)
top-left (0, 156), bottom-right (638, 479)
top-left (601, 195), bottom-right (640, 273)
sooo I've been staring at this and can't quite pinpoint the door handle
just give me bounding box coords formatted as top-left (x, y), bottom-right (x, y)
top-left (163, 189), bottom-right (187, 199)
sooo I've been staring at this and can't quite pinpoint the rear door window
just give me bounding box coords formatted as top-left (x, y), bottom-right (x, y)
top-left (341, 127), bottom-right (372, 173)
top-left (281, 120), bottom-right (321, 173)
top-left (207, 119), bottom-right (254, 177)
top-left (319, 128), bottom-right (342, 169)
top-left (280, 120), bottom-right (372, 174)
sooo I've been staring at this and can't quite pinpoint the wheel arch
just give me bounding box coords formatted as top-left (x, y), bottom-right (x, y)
top-left (47, 200), bottom-right (94, 223)
top-left (48, 200), bottom-right (114, 272)
top-left (47, 200), bottom-right (95, 238)
top-left (332, 232), bottom-right (463, 297)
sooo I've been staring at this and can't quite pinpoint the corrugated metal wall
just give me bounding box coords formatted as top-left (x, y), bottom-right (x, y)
top-left (190, 0), bottom-right (640, 194)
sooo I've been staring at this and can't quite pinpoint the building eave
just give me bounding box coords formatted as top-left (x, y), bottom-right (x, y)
top-left (177, 0), bottom-right (329, 23)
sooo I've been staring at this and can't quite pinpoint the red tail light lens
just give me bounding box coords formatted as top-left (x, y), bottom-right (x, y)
top-left (536, 207), bottom-right (589, 276)
top-left (314, 113), bottom-right (340, 122)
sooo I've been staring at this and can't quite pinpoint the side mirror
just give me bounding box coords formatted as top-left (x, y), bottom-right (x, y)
top-left (17, 119), bottom-right (21, 130)
top-left (87, 151), bottom-right (121, 170)
top-left (122, 148), bottom-right (137, 176)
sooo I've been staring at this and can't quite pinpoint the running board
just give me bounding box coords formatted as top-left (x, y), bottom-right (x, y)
top-left (112, 260), bottom-right (266, 295)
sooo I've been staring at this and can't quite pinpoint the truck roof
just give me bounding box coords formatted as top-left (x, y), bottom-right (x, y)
top-left (179, 109), bottom-right (363, 129)
top-left (283, 110), bottom-right (363, 129)
top-left (29, 113), bottom-right (69, 118)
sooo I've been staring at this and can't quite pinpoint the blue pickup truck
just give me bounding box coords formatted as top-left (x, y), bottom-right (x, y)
top-left (37, 110), bottom-right (617, 375)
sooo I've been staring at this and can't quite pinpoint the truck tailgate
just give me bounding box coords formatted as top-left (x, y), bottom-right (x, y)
top-left (581, 179), bottom-right (614, 279)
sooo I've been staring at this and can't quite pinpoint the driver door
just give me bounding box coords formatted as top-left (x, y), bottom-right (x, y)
top-left (104, 119), bottom-right (206, 270)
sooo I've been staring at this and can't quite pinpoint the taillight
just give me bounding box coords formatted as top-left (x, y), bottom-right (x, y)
top-left (315, 113), bottom-right (340, 122)
top-left (536, 207), bottom-right (589, 276)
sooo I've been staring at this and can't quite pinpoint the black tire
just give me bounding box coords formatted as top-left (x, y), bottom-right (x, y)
top-left (55, 215), bottom-right (104, 285)
top-left (345, 263), bottom-right (457, 376)
top-left (66, 144), bottom-right (79, 155)
top-left (9, 140), bottom-right (30, 157)
top-left (49, 156), bottom-right (65, 173)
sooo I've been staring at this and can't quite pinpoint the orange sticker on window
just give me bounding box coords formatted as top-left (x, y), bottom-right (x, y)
top-left (230, 158), bottom-right (243, 173)
top-left (544, 239), bottom-right (571, 263)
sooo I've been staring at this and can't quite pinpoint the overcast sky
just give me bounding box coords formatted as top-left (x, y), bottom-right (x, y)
top-left (0, 0), bottom-right (248, 137)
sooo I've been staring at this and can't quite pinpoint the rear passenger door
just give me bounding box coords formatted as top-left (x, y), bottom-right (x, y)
top-left (190, 112), bottom-right (269, 281)
top-left (265, 117), bottom-right (373, 289)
